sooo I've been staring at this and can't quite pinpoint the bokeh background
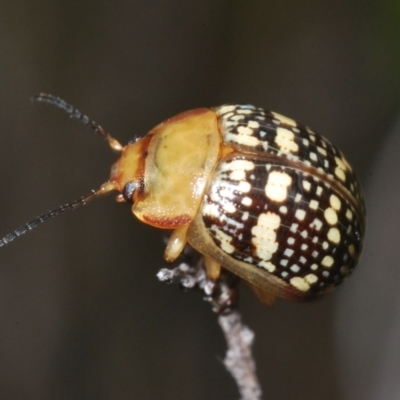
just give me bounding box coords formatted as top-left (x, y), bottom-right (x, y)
top-left (0, 1), bottom-right (399, 399)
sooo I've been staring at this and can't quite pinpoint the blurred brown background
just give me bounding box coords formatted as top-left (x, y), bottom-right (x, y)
top-left (0, 1), bottom-right (399, 399)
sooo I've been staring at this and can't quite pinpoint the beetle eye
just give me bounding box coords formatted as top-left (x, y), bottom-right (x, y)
top-left (122, 181), bottom-right (136, 202)
top-left (128, 135), bottom-right (141, 144)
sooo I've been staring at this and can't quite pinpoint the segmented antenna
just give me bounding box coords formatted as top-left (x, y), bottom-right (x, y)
top-left (32, 93), bottom-right (123, 151)
top-left (0, 94), bottom-right (121, 248)
top-left (0, 191), bottom-right (98, 248)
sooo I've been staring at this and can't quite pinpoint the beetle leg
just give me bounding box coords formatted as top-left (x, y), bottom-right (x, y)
top-left (246, 282), bottom-right (276, 306)
top-left (164, 225), bottom-right (189, 262)
top-left (203, 256), bottom-right (221, 280)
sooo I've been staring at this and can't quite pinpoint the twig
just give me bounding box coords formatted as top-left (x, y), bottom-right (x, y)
top-left (157, 249), bottom-right (262, 400)
top-left (218, 311), bottom-right (262, 400)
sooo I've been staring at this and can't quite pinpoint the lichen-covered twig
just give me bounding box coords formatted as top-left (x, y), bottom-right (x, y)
top-left (157, 250), bottom-right (262, 400)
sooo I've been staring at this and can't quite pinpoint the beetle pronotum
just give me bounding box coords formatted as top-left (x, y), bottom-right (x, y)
top-left (0, 94), bottom-right (366, 304)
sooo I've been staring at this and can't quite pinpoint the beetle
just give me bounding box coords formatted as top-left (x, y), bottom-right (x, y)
top-left (0, 94), bottom-right (366, 304)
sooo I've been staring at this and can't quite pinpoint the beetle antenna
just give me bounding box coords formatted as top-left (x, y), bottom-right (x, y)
top-left (0, 182), bottom-right (116, 248)
top-left (32, 93), bottom-right (123, 152)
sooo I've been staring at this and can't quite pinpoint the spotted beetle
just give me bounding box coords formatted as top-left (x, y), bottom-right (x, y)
top-left (0, 95), bottom-right (366, 304)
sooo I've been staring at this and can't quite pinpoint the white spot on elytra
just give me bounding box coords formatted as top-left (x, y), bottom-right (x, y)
top-left (316, 186), bottom-right (323, 196)
top-left (229, 170), bottom-right (245, 181)
top-left (302, 181), bottom-right (311, 191)
top-left (335, 156), bottom-right (347, 170)
top-left (310, 218), bottom-right (323, 231)
top-left (310, 152), bottom-right (318, 162)
top-left (317, 146), bottom-right (327, 156)
top-left (222, 159), bottom-right (255, 173)
top-left (241, 197), bottom-right (252, 206)
top-left (251, 212), bottom-right (280, 261)
top-left (284, 248), bottom-right (294, 257)
top-left (219, 105), bottom-right (236, 113)
top-left (279, 205), bottom-right (288, 214)
top-left (324, 207), bottom-right (338, 225)
top-left (294, 193), bottom-right (302, 202)
top-left (330, 194), bottom-right (341, 210)
top-left (280, 259), bottom-right (288, 266)
top-left (309, 200), bottom-right (319, 210)
top-left (219, 188), bottom-right (234, 199)
top-left (226, 126), bottom-right (261, 147)
top-left (290, 223), bottom-right (298, 232)
top-left (258, 261), bottom-right (276, 272)
top-left (227, 217), bottom-right (243, 230)
top-left (237, 125), bottom-right (253, 136)
top-left (295, 209), bottom-right (306, 221)
top-left (203, 202), bottom-right (223, 220)
top-left (299, 256), bottom-right (307, 264)
top-left (275, 127), bottom-right (299, 152)
top-left (287, 237), bottom-right (295, 245)
top-left (237, 108), bottom-right (253, 114)
top-left (265, 171), bottom-right (292, 202)
top-left (212, 227), bottom-right (235, 254)
top-left (248, 120), bottom-right (260, 129)
top-left (346, 209), bottom-right (353, 220)
top-left (305, 274), bottom-right (318, 284)
top-left (271, 111), bottom-right (297, 126)
top-left (237, 181), bottom-right (251, 193)
top-left (290, 264), bottom-right (300, 273)
top-left (335, 166), bottom-right (346, 181)
top-left (301, 244), bottom-right (308, 251)
top-left (241, 211), bottom-right (249, 221)
top-left (321, 255), bottom-right (334, 268)
top-left (231, 114), bottom-right (244, 121)
top-left (290, 277), bottom-right (310, 292)
top-left (327, 227), bottom-right (341, 243)
top-left (223, 202), bottom-right (236, 213)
